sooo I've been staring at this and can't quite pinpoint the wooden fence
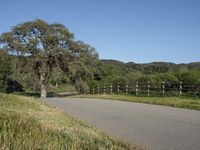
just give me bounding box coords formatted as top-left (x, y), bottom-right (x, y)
top-left (86, 82), bottom-right (200, 97)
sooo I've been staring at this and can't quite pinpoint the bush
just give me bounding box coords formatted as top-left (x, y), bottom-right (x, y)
top-left (0, 50), bottom-right (11, 92)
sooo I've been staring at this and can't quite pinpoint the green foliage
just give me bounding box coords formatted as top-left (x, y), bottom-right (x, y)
top-left (176, 69), bottom-right (200, 83)
top-left (157, 72), bottom-right (178, 83)
top-left (7, 55), bottom-right (40, 91)
top-left (0, 20), bottom-right (99, 96)
top-left (0, 50), bottom-right (11, 92)
top-left (89, 60), bottom-right (200, 88)
top-left (49, 67), bottom-right (69, 86)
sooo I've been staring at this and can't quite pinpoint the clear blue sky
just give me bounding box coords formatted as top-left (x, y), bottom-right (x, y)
top-left (0, 0), bottom-right (200, 63)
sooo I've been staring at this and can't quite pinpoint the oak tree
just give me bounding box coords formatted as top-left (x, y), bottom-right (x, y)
top-left (0, 19), bottom-right (98, 98)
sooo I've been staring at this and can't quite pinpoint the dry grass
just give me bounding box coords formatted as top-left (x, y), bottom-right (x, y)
top-left (0, 93), bottom-right (140, 150)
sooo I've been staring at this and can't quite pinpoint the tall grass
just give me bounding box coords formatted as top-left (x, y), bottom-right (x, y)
top-left (0, 93), bottom-right (139, 150)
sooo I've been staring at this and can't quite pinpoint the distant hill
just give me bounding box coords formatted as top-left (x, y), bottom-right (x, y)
top-left (100, 59), bottom-right (200, 73)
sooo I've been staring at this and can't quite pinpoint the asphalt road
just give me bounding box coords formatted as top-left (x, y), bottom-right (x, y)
top-left (43, 98), bottom-right (200, 150)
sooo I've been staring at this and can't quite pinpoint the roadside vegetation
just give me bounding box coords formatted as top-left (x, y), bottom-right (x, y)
top-left (0, 93), bottom-right (139, 150)
top-left (76, 94), bottom-right (200, 110)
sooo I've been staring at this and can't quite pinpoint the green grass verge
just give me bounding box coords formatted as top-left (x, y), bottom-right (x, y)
top-left (0, 93), bottom-right (139, 150)
top-left (48, 84), bottom-right (77, 94)
top-left (14, 84), bottom-right (78, 98)
top-left (74, 94), bottom-right (200, 110)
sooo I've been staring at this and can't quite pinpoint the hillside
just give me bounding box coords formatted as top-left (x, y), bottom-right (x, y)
top-left (90, 59), bottom-right (200, 84)
top-left (0, 93), bottom-right (138, 150)
top-left (101, 59), bottom-right (200, 73)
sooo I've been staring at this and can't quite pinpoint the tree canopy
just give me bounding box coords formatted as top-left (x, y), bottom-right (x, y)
top-left (0, 19), bottom-right (98, 98)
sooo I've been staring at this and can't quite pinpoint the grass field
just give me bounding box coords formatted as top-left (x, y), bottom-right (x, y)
top-left (48, 84), bottom-right (77, 94)
top-left (0, 93), bottom-right (139, 150)
top-left (75, 94), bottom-right (200, 110)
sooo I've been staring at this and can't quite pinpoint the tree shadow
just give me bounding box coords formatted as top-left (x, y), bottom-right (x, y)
top-left (7, 79), bottom-right (25, 93)
top-left (47, 92), bottom-right (78, 98)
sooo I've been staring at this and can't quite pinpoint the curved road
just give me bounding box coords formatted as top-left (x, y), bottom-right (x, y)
top-left (43, 98), bottom-right (200, 150)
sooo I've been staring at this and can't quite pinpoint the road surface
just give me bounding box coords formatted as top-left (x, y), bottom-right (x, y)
top-left (43, 98), bottom-right (200, 150)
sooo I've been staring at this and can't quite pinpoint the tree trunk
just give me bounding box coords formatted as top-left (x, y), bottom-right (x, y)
top-left (40, 73), bottom-right (47, 98)
top-left (74, 77), bottom-right (85, 94)
top-left (55, 82), bottom-right (58, 88)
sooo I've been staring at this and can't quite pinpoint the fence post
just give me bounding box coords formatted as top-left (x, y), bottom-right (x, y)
top-left (179, 82), bottom-right (182, 96)
top-left (110, 83), bottom-right (113, 94)
top-left (135, 81), bottom-right (138, 96)
top-left (104, 85), bottom-right (106, 94)
top-left (162, 82), bottom-right (165, 96)
top-left (117, 83), bottom-right (120, 94)
top-left (126, 82), bottom-right (128, 94)
top-left (147, 81), bottom-right (150, 96)
top-left (97, 84), bottom-right (100, 95)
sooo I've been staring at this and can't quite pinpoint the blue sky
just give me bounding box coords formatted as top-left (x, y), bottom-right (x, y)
top-left (0, 0), bottom-right (200, 63)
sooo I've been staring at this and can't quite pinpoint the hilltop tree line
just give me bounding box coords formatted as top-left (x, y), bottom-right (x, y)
top-left (88, 60), bottom-right (200, 88)
top-left (0, 20), bottom-right (200, 97)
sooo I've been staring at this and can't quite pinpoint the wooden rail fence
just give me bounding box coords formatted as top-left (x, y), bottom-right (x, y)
top-left (86, 82), bottom-right (200, 97)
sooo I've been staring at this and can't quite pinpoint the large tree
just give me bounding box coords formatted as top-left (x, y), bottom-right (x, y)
top-left (0, 19), bottom-right (98, 98)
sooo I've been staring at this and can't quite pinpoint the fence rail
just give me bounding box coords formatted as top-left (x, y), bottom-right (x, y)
top-left (86, 82), bottom-right (200, 97)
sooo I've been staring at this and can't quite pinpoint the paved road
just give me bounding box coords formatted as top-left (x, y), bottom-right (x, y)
top-left (43, 98), bottom-right (200, 150)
